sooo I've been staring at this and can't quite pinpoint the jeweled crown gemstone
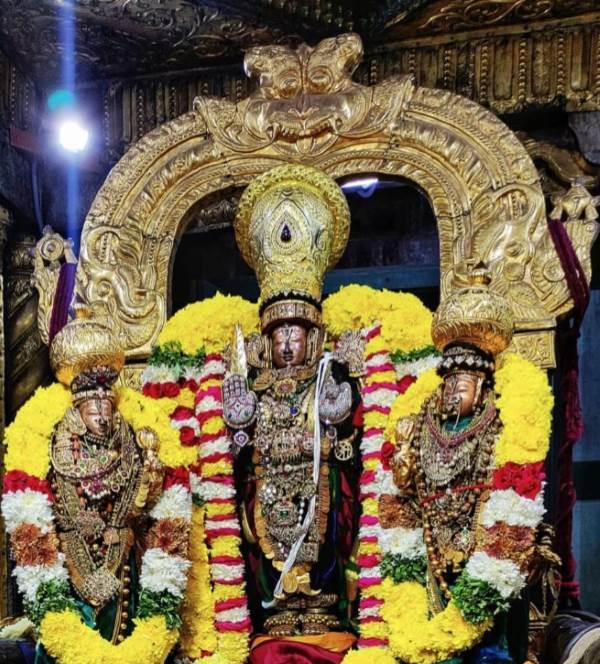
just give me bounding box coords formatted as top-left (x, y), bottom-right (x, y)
top-left (280, 223), bottom-right (292, 242)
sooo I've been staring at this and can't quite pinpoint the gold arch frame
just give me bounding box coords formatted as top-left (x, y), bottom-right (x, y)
top-left (76, 33), bottom-right (594, 365)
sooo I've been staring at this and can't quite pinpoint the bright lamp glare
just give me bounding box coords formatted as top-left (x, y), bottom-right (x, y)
top-left (341, 177), bottom-right (379, 190)
top-left (341, 176), bottom-right (379, 198)
top-left (58, 120), bottom-right (89, 153)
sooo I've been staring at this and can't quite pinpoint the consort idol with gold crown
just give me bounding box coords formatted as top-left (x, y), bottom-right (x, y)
top-left (1, 309), bottom-right (195, 664)
top-left (382, 268), bottom-right (553, 663)
top-left (223, 165), bottom-right (362, 649)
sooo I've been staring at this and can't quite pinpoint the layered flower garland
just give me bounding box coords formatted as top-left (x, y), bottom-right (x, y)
top-left (375, 359), bottom-right (549, 664)
top-left (322, 286), bottom-right (436, 664)
top-left (323, 286), bottom-right (553, 664)
top-left (141, 294), bottom-right (257, 663)
top-left (2, 383), bottom-right (196, 664)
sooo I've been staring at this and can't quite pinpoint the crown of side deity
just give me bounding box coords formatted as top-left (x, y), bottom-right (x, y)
top-left (235, 164), bottom-right (350, 331)
top-left (431, 265), bottom-right (514, 358)
top-left (50, 306), bottom-right (125, 393)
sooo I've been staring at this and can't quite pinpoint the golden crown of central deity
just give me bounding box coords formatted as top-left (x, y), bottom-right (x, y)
top-left (235, 164), bottom-right (350, 331)
top-left (50, 306), bottom-right (125, 390)
top-left (431, 265), bottom-right (514, 358)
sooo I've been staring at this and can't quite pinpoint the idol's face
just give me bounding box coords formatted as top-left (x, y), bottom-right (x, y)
top-left (441, 372), bottom-right (481, 418)
top-left (78, 399), bottom-right (113, 438)
top-left (271, 323), bottom-right (307, 368)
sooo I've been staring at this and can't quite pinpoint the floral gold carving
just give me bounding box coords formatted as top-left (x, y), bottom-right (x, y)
top-left (32, 226), bottom-right (77, 346)
top-left (56, 33), bottom-right (595, 366)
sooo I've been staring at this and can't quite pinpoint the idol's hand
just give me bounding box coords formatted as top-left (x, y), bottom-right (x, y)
top-left (390, 416), bottom-right (416, 492)
top-left (222, 374), bottom-right (257, 430)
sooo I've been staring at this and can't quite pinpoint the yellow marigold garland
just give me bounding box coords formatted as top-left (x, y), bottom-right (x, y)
top-left (380, 580), bottom-right (491, 664)
top-left (157, 293), bottom-right (259, 355)
top-left (322, 285), bottom-right (432, 351)
top-left (40, 612), bottom-right (177, 664)
top-left (4, 383), bottom-right (71, 479)
top-left (494, 353), bottom-right (553, 465)
top-left (180, 505), bottom-right (217, 658)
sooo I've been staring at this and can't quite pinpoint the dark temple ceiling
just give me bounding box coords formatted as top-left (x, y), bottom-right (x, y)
top-left (0, 0), bottom-right (597, 85)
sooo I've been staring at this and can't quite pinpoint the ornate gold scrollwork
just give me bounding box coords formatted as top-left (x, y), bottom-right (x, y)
top-left (32, 32), bottom-right (593, 367)
top-left (32, 226), bottom-right (77, 346)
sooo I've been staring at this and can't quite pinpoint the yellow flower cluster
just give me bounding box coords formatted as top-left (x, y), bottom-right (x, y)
top-left (384, 369), bottom-right (441, 442)
top-left (4, 383), bottom-right (71, 479)
top-left (180, 505), bottom-right (217, 658)
top-left (381, 579), bottom-right (490, 664)
top-left (40, 611), bottom-right (178, 664)
top-left (117, 387), bottom-right (198, 468)
top-left (322, 285), bottom-right (432, 351)
top-left (342, 647), bottom-right (396, 664)
top-left (494, 353), bottom-right (553, 465)
top-left (158, 294), bottom-right (259, 355)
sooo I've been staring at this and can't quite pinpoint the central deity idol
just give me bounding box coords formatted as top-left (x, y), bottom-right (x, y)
top-left (223, 165), bottom-right (362, 647)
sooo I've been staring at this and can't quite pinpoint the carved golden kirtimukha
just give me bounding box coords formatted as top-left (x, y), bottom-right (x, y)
top-left (236, 164), bottom-right (350, 323)
top-left (29, 33), bottom-right (594, 367)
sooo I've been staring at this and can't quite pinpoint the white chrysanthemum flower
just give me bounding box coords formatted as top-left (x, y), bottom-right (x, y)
top-left (195, 479), bottom-right (235, 502)
top-left (211, 564), bottom-right (245, 581)
top-left (183, 366), bottom-right (203, 381)
top-left (360, 434), bottom-right (384, 455)
top-left (205, 519), bottom-right (239, 531)
top-left (2, 490), bottom-right (54, 534)
top-left (359, 524), bottom-right (380, 538)
top-left (139, 548), bottom-right (191, 598)
top-left (363, 389), bottom-right (398, 408)
top-left (359, 605), bottom-right (381, 619)
top-left (374, 468), bottom-right (400, 497)
top-left (480, 489), bottom-right (545, 529)
top-left (359, 565), bottom-right (382, 579)
top-left (199, 437), bottom-right (230, 458)
top-left (465, 551), bottom-right (526, 599)
top-left (141, 364), bottom-right (180, 385)
top-left (365, 352), bottom-right (389, 369)
top-left (378, 526), bottom-right (426, 558)
top-left (394, 354), bottom-right (440, 379)
top-left (13, 554), bottom-right (69, 603)
top-left (216, 607), bottom-right (250, 622)
top-left (196, 396), bottom-right (222, 413)
top-left (189, 471), bottom-right (202, 497)
top-left (203, 359), bottom-right (226, 376)
top-left (150, 485), bottom-right (192, 523)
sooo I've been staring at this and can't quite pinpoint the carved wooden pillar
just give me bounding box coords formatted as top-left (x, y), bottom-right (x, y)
top-left (3, 233), bottom-right (50, 617)
top-left (0, 207), bottom-right (12, 619)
